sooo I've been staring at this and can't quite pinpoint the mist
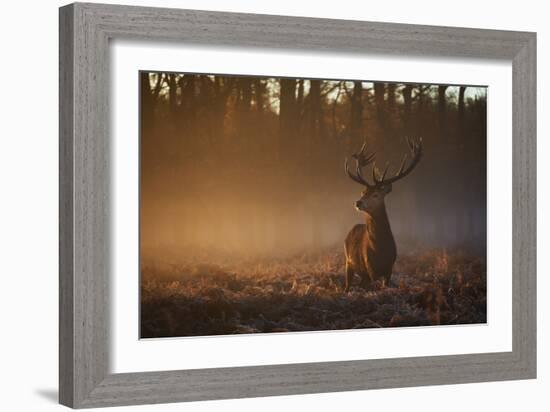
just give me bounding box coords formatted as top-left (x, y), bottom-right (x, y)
top-left (140, 73), bottom-right (487, 266)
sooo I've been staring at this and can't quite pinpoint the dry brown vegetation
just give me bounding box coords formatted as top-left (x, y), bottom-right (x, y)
top-left (140, 248), bottom-right (486, 338)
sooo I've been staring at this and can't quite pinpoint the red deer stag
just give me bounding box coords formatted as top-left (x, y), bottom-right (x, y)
top-left (343, 137), bottom-right (423, 292)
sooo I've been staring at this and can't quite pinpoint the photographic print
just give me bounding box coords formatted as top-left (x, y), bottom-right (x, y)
top-left (139, 72), bottom-right (487, 338)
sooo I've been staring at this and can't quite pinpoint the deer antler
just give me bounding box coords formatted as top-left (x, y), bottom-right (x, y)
top-left (345, 137), bottom-right (423, 188)
top-left (345, 142), bottom-right (376, 188)
top-left (375, 137), bottom-right (423, 186)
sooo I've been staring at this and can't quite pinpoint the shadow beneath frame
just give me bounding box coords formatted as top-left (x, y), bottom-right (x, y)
top-left (35, 389), bottom-right (58, 404)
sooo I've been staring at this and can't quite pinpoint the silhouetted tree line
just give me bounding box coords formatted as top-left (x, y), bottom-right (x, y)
top-left (140, 72), bottom-right (487, 259)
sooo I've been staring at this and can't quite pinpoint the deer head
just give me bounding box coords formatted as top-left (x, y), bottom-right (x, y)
top-left (345, 137), bottom-right (423, 216)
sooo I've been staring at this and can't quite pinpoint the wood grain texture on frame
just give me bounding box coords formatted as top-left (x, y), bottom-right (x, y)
top-left (59, 2), bottom-right (536, 408)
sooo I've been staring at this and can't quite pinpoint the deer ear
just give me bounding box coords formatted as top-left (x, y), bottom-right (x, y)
top-left (382, 184), bottom-right (392, 194)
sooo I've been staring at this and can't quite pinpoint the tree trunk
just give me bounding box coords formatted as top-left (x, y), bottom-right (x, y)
top-left (387, 83), bottom-right (396, 111)
top-left (140, 72), bottom-right (154, 132)
top-left (458, 86), bottom-right (466, 136)
top-left (373, 82), bottom-right (388, 150)
top-left (438, 85), bottom-right (448, 135)
top-left (349, 81), bottom-right (363, 148)
top-left (279, 78), bottom-right (297, 162)
top-left (402, 84), bottom-right (413, 135)
top-left (167, 74), bottom-right (178, 117)
top-left (296, 79), bottom-right (305, 111)
top-left (309, 79), bottom-right (322, 145)
top-left (210, 77), bottom-right (233, 149)
top-left (307, 79), bottom-right (323, 250)
top-left (240, 78), bottom-right (252, 111)
top-left (254, 79), bottom-right (266, 113)
top-left (374, 82), bottom-right (386, 130)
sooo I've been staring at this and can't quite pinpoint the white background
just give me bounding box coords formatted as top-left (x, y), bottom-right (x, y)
top-left (0, 0), bottom-right (546, 411)
top-left (111, 42), bottom-right (512, 373)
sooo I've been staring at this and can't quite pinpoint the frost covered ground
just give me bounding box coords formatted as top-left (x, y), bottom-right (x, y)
top-left (140, 249), bottom-right (486, 338)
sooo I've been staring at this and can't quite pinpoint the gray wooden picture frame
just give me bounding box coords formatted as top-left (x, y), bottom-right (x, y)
top-left (59, 2), bottom-right (536, 408)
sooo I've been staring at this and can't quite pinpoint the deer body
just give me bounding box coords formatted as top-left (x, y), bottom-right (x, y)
top-left (343, 138), bottom-right (422, 292)
top-left (344, 210), bottom-right (396, 291)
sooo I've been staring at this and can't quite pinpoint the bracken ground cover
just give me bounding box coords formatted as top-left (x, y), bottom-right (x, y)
top-left (140, 248), bottom-right (486, 338)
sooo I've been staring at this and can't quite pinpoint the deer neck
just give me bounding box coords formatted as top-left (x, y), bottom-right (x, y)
top-left (365, 206), bottom-right (394, 247)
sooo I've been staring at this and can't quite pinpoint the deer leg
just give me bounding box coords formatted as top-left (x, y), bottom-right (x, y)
top-left (344, 262), bottom-right (353, 292)
top-left (382, 269), bottom-right (393, 288)
top-left (359, 273), bottom-right (372, 290)
top-left (359, 268), bottom-right (375, 290)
